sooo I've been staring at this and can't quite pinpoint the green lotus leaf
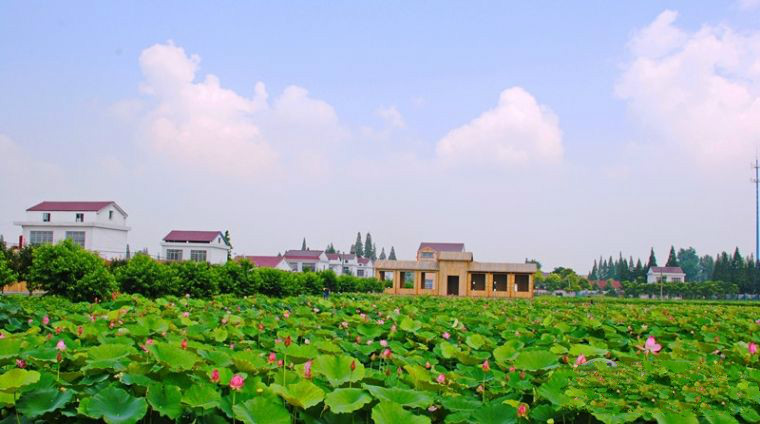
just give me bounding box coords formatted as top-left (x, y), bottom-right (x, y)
top-left (285, 344), bottom-right (318, 360)
top-left (363, 384), bottom-right (434, 408)
top-left (568, 344), bottom-right (608, 357)
top-left (324, 388), bottom-right (372, 413)
top-left (16, 388), bottom-right (74, 417)
top-left (440, 396), bottom-right (482, 411)
top-left (270, 380), bottom-right (324, 409)
top-left (703, 410), bottom-right (740, 424)
top-left (357, 324), bottom-right (384, 339)
top-left (513, 351), bottom-right (558, 371)
top-left (211, 327), bottom-right (228, 342)
top-left (136, 315), bottom-right (169, 334)
top-left (147, 383), bottom-right (182, 419)
top-left (400, 317), bottom-right (422, 333)
top-left (312, 354), bottom-right (365, 387)
top-left (89, 343), bottom-right (137, 360)
top-left (371, 401), bottom-right (431, 424)
top-left (471, 403), bottom-right (517, 424)
top-left (314, 340), bottom-right (342, 353)
top-left (182, 383), bottom-right (221, 409)
top-left (465, 334), bottom-right (485, 350)
top-left (0, 338), bottom-right (22, 359)
top-left (661, 360), bottom-right (691, 373)
top-left (740, 407), bottom-right (760, 423)
top-left (492, 340), bottom-right (524, 363)
top-left (232, 351), bottom-right (268, 373)
top-left (440, 341), bottom-right (461, 359)
top-left (83, 385), bottom-right (148, 424)
top-left (233, 397), bottom-right (290, 424)
top-left (653, 411), bottom-right (699, 424)
top-left (149, 343), bottom-right (200, 371)
top-left (0, 369), bottom-right (40, 392)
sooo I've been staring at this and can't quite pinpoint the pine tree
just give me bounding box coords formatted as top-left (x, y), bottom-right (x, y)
top-left (698, 255), bottom-right (714, 282)
top-left (590, 260), bottom-right (598, 280)
top-left (301, 238), bottom-right (307, 250)
top-left (388, 246), bottom-right (397, 260)
top-left (608, 256), bottom-right (615, 279)
top-left (635, 259), bottom-right (644, 281)
top-left (378, 247), bottom-right (387, 260)
top-left (665, 246), bottom-right (679, 267)
top-left (647, 248), bottom-right (658, 271)
top-left (225, 230), bottom-right (232, 260)
top-left (364, 233), bottom-right (375, 260)
top-left (353, 232), bottom-right (364, 257)
top-left (325, 243), bottom-right (336, 254)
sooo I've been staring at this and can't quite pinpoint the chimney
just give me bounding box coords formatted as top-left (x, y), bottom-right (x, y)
top-left (18, 235), bottom-right (24, 249)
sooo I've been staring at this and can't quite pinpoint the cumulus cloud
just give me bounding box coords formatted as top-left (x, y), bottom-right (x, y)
top-left (435, 87), bottom-right (563, 166)
top-left (376, 106), bottom-right (405, 129)
top-left (616, 11), bottom-right (760, 165)
top-left (137, 41), bottom-right (345, 178)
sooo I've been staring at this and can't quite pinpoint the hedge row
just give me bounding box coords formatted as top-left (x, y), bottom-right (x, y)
top-left (9, 240), bottom-right (384, 302)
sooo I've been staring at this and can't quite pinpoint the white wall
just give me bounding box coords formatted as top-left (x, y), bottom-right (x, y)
top-left (161, 242), bottom-right (229, 264)
top-left (20, 224), bottom-right (129, 260)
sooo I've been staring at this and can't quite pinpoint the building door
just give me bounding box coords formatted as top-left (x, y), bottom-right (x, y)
top-left (447, 276), bottom-right (459, 296)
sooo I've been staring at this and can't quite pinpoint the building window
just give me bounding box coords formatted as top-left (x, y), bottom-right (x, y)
top-left (42, 213), bottom-right (51, 222)
top-left (515, 274), bottom-right (530, 292)
top-left (381, 271), bottom-right (394, 288)
top-left (400, 271), bottom-right (414, 289)
top-left (30, 231), bottom-right (53, 245)
top-left (342, 266), bottom-right (351, 275)
top-left (672, 277), bottom-right (682, 283)
top-left (190, 250), bottom-right (207, 262)
top-left (493, 273), bottom-right (508, 292)
top-left (422, 272), bottom-right (436, 290)
top-left (166, 249), bottom-right (183, 261)
top-left (420, 251), bottom-right (434, 259)
top-left (65, 231), bottom-right (85, 247)
top-left (75, 213), bottom-right (84, 223)
top-left (357, 269), bottom-right (364, 277)
top-left (303, 263), bottom-right (316, 272)
top-left (290, 262), bottom-right (299, 271)
top-left (470, 273), bottom-right (486, 291)
top-left (109, 210), bottom-right (114, 220)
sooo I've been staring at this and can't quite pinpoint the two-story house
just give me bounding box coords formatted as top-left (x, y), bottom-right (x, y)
top-left (282, 250), bottom-right (330, 272)
top-left (14, 201), bottom-right (130, 260)
top-left (161, 230), bottom-right (230, 264)
top-left (326, 253), bottom-right (375, 277)
top-left (646, 266), bottom-right (686, 283)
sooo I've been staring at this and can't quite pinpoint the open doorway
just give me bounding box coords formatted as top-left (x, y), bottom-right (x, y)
top-left (447, 276), bottom-right (459, 295)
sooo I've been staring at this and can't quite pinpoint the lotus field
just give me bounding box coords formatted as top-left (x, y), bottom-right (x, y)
top-left (1, 294), bottom-right (760, 423)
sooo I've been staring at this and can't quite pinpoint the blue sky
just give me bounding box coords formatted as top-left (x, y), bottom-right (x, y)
top-left (2, 1), bottom-right (760, 271)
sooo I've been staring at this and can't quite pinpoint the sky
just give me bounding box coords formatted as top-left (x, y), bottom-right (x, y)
top-left (2, 1), bottom-right (760, 272)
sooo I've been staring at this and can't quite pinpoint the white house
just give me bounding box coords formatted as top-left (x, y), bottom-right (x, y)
top-left (14, 201), bottom-right (130, 260)
top-left (327, 253), bottom-right (375, 277)
top-left (647, 266), bottom-right (686, 283)
top-left (282, 250), bottom-right (330, 272)
top-left (161, 230), bottom-right (230, 264)
top-left (242, 255), bottom-right (291, 271)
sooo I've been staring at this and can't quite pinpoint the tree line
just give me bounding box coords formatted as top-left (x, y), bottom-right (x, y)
top-left (304, 232), bottom-right (397, 261)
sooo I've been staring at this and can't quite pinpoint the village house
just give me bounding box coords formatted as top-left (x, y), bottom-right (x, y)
top-left (282, 250), bottom-right (330, 272)
top-left (14, 201), bottom-right (130, 260)
top-left (242, 255), bottom-right (291, 271)
top-left (161, 230), bottom-right (230, 264)
top-left (646, 266), bottom-right (686, 283)
top-left (327, 253), bottom-right (374, 277)
top-left (375, 242), bottom-right (536, 298)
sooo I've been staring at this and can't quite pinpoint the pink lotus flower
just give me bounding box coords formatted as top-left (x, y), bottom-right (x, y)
top-left (425, 361), bottom-right (431, 369)
top-left (55, 327), bottom-right (62, 334)
top-left (42, 316), bottom-right (49, 325)
top-left (181, 339), bottom-right (188, 350)
top-left (509, 366), bottom-right (516, 373)
top-left (436, 373), bottom-right (445, 384)
top-left (268, 352), bottom-right (276, 363)
top-left (380, 339), bottom-right (388, 347)
top-left (442, 332), bottom-right (450, 340)
top-left (517, 403), bottom-right (528, 417)
top-left (574, 354), bottom-right (587, 367)
top-left (644, 336), bottom-right (662, 355)
top-left (182, 312), bottom-right (190, 318)
top-left (283, 310), bottom-right (290, 319)
top-left (210, 369), bottom-right (220, 383)
top-left (229, 343), bottom-right (235, 350)
top-left (146, 338), bottom-right (154, 346)
top-left (229, 374), bottom-right (244, 391)
top-left (16, 359), bottom-right (26, 369)
top-left (482, 359), bottom-right (490, 372)
top-left (77, 326), bottom-right (83, 336)
top-left (476, 384), bottom-right (484, 393)
top-left (382, 348), bottom-right (392, 359)
top-left (750, 342), bottom-right (758, 355)
top-left (304, 360), bottom-right (313, 379)
top-left (377, 319), bottom-right (385, 325)
top-left (277, 359), bottom-right (283, 367)
top-left (390, 324), bottom-right (397, 332)
top-left (341, 321), bottom-right (349, 329)
top-left (56, 340), bottom-right (66, 351)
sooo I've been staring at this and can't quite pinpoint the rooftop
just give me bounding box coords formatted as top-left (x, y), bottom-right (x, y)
top-left (163, 230), bottom-right (222, 243)
top-left (418, 242), bottom-right (465, 252)
top-left (27, 201), bottom-right (121, 213)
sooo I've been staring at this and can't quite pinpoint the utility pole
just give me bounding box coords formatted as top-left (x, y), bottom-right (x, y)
top-left (754, 158), bottom-right (760, 262)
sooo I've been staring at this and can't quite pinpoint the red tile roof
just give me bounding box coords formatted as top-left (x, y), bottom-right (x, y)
top-left (163, 230), bottom-right (222, 243)
top-left (358, 257), bottom-right (371, 265)
top-left (649, 266), bottom-right (684, 274)
top-left (327, 253), bottom-right (358, 261)
top-left (418, 242), bottom-right (465, 252)
top-left (592, 280), bottom-right (622, 290)
top-left (284, 250), bottom-right (323, 260)
top-left (27, 201), bottom-right (116, 212)
top-left (244, 256), bottom-right (285, 268)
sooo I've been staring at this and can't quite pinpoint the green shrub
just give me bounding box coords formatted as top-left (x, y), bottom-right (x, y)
top-left (115, 254), bottom-right (178, 298)
top-left (28, 240), bottom-right (117, 301)
top-left (257, 267), bottom-right (288, 297)
top-left (0, 253), bottom-right (17, 287)
top-left (169, 261), bottom-right (219, 298)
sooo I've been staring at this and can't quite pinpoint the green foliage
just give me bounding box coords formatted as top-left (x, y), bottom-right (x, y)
top-left (0, 253), bottom-right (17, 287)
top-left (115, 253), bottom-right (178, 297)
top-left (388, 246), bottom-right (396, 260)
top-left (28, 240), bottom-right (117, 301)
top-left (169, 260), bottom-right (219, 298)
top-left (666, 245), bottom-right (679, 267)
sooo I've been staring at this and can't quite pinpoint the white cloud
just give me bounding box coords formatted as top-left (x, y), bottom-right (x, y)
top-left (738, 0), bottom-right (760, 10)
top-left (616, 11), bottom-right (760, 165)
top-left (136, 41), bottom-right (346, 178)
top-left (376, 106), bottom-right (405, 129)
top-left (435, 87), bottom-right (563, 166)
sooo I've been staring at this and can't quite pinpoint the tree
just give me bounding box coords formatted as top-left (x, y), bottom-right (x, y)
top-left (698, 255), bottom-right (714, 282)
top-left (388, 246), bottom-right (397, 260)
top-left (325, 243), bottom-right (337, 254)
top-left (634, 259), bottom-right (644, 281)
top-left (301, 238), bottom-right (307, 250)
top-left (125, 244), bottom-right (131, 260)
top-left (525, 258), bottom-right (542, 270)
top-left (676, 247), bottom-right (699, 282)
top-left (378, 247), bottom-right (387, 260)
top-left (353, 232), bottom-right (364, 257)
top-left (646, 248), bottom-right (658, 271)
top-left (225, 230), bottom-right (233, 260)
top-left (590, 260), bottom-right (598, 280)
top-left (364, 233), bottom-right (375, 260)
top-left (666, 246), bottom-right (679, 267)
top-left (0, 253), bottom-right (17, 289)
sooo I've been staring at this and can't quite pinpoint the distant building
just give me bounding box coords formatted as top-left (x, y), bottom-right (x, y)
top-left (242, 255), bottom-right (290, 271)
top-left (282, 250), bottom-right (330, 272)
top-left (14, 201), bottom-right (130, 260)
top-left (647, 267), bottom-right (685, 283)
top-left (327, 253), bottom-right (375, 277)
top-left (591, 279), bottom-right (622, 291)
top-left (161, 230), bottom-right (230, 264)
top-left (376, 241), bottom-right (536, 298)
